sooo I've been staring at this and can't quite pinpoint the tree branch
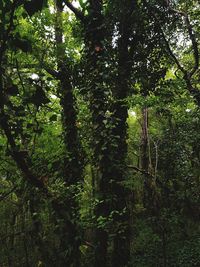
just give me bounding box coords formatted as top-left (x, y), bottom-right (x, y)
top-left (143, 0), bottom-right (200, 105)
top-left (143, 1), bottom-right (187, 75)
top-left (0, 185), bottom-right (17, 201)
top-left (159, 25), bottom-right (187, 75)
top-left (127, 165), bottom-right (155, 179)
top-left (44, 66), bottom-right (60, 78)
top-left (0, 108), bottom-right (47, 191)
top-left (63, 0), bottom-right (85, 22)
top-left (169, 8), bottom-right (199, 77)
top-left (0, 0), bottom-right (17, 57)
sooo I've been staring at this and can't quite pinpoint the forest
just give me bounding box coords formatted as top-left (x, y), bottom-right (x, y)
top-left (0, 0), bottom-right (199, 266)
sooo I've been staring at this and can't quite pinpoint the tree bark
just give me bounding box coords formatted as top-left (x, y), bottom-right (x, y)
top-left (111, 2), bottom-right (133, 264)
top-left (84, 1), bottom-right (110, 266)
top-left (54, 1), bottom-right (83, 265)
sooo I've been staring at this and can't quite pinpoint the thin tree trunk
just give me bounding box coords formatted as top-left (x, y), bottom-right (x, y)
top-left (141, 106), bottom-right (149, 172)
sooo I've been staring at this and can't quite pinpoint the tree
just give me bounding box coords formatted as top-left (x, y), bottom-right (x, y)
top-left (0, 0), bottom-right (199, 266)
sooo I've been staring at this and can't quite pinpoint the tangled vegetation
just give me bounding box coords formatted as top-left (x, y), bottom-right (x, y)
top-left (0, 0), bottom-right (199, 266)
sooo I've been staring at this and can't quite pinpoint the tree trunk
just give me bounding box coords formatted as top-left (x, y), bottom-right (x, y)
top-left (84, 1), bottom-right (110, 265)
top-left (111, 7), bottom-right (132, 265)
top-left (54, 1), bottom-right (83, 265)
top-left (85, 1), bottom-right (134, 265)
top-left (141, 106), bottom-right (150, 172)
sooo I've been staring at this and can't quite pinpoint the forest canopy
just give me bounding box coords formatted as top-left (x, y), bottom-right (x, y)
top-left (0, 0), bottom-right (200, 266)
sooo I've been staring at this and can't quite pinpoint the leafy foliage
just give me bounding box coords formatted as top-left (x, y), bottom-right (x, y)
top-left (0, 0), bottom-right (199, 266)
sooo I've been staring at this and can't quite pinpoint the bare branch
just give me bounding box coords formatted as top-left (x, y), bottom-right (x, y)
top-left (127, 165), bottom-right (155, 179)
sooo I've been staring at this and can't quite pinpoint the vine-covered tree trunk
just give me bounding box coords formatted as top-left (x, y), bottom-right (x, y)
top-left (54, 1), bottom-right (83, 265)
top-left (110, 2), bottom-right (133, 265)
top-left (84, 1), bottom-right (110, 266)
top-left (85, 1), bottom-right (134, 265)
